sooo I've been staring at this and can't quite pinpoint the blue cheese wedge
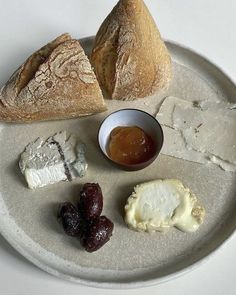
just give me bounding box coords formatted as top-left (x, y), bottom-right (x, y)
top-left (19, 131), bottom-right (88, 189)
top-left (125, 179), bottom-right (205, 233)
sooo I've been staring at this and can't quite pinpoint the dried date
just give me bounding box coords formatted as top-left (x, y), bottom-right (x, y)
top-left (79, 183), bottom-right (103, 220)
top-left (58, 202), bottom-right (84, 237)
top-left (81, 216), bottom-right (114, 252)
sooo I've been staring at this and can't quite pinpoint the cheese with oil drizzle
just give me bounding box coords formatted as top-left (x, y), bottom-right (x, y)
top-left (19, 131), bottom-right (88, 189)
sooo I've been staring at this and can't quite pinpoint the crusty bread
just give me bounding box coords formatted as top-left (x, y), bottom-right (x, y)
top-left (90, 0), bottom-right (172, 101)
top-left (0, 34), bottom-right (107, 122)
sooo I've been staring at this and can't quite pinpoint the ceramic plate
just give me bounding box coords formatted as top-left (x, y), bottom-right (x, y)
top-left (0, 37), bottom-right (236, 288)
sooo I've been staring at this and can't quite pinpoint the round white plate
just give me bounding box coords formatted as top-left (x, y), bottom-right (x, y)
top-left (0, 37), bottom-right (236, 289)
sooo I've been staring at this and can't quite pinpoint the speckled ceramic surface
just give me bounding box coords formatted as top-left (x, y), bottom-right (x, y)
top-left (0, 37), bottom-right (236, 288)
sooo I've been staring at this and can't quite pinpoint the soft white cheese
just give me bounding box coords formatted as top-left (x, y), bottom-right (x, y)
top-left (124, 179), bottom-right (205, 233)
top-left (19, 131), bottom-right (88, 189)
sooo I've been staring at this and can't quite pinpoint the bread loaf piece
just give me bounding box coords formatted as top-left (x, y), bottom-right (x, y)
top-left (0, 34), bottom-right (107, 122)
top-left (90, 0), bottom-right (172, 101)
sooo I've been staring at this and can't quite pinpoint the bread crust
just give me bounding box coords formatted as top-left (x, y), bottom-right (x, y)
top-left (91, 0), bottom-right (172, 100)
top-left (0, 34), bottom-right (106, 122)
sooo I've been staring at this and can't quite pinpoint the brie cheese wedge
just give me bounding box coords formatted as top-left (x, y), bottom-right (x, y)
top-left (19, 131), bottom-right (88, 189)
top-left (125, 179), bottom-right (205, 233)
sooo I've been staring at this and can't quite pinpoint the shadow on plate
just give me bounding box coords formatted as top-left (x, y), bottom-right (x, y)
top-left (6, 159), bottom-right (27, 188)
top-left (110, 182), bottom-right (136, 227)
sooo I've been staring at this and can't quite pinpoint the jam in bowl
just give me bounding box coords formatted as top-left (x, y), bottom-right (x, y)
top-left (97, 109), bottom-right (164, 171)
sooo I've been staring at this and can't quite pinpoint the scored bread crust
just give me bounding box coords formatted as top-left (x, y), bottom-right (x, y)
top-left (90, 0), bottom-right (172, 101)
top-left (0, 34), bottom-right (107, 122)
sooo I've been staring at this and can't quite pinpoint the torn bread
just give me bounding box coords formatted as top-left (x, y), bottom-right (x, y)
top-left (0, 34), bottom-right (107, 122)
top-left (90, 0), bottom-right (172, 101)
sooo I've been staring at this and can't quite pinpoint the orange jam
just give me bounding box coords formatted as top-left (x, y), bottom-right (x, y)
top-left (107, 126), bottom-right (156, 165)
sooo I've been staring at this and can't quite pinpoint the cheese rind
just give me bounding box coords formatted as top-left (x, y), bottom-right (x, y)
top-left (19, 131), bottom-right (88, 189)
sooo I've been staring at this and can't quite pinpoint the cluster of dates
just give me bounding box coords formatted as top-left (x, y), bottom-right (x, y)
top-left (58, 183), bottom-right (114, 252)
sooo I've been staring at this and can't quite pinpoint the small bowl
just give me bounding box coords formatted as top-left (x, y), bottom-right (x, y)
top-left (97, 109), bottom-right (164, 171)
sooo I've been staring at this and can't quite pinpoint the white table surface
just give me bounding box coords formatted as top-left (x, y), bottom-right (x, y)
top-left (0, 0), bottom-right (236, 294)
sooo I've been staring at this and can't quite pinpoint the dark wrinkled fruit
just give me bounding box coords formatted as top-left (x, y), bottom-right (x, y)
top-left (79, 183), bottom-right (103, 220)
top-left (58, 202), bottom-right (84, 237)
top-left (81, 216), bottom-right (114, 252)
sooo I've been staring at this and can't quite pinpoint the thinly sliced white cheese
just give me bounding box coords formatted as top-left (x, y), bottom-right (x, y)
top-left (156, 96), bottom-right (236, 172)
top-left (19, 131), bottom-right (88, 189)
top-left (161, 126), bottom-right (208, 164)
